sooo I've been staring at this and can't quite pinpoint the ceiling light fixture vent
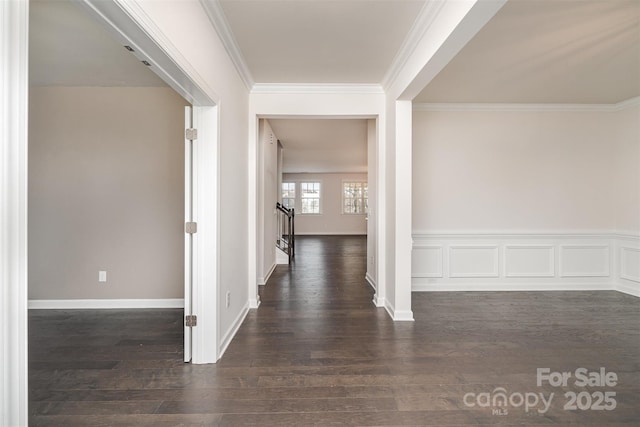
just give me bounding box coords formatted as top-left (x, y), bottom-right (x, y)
top-left (141, 60), bottom-right (151, 67)
top-left (123, 45), bottom-right (134, 52)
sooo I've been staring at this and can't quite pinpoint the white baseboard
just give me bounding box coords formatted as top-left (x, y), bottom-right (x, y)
top-left (276, 247), bottom-right (289, 264)
top-left (382, 298), bottom-right (414, 322)
top-left (616, 281), bottom-right (640, 298)
top-left (295, 232), bottom-right (367, 236)
top-left (258, 262), bottom-right (277, 286)
top-left (28, 298), bottom-right (184, 309)
top-left (365, 272), bottom-right (376, 291)
top-left (218, 302), bottom-right (249, 359)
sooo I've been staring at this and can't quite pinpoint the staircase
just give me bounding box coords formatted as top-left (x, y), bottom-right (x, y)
top-left (276, 202), bottom-right (295, 263)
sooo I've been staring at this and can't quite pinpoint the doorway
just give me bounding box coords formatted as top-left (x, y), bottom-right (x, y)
top-left (27, 0), bottom-right (220, 362)
top-left (251, 114), bottom-right (382, 307)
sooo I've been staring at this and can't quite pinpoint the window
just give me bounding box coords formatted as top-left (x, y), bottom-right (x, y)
top-left (343, 181), bottom-right (367, 214)
top-left (281, 182), bottom-right (295, 209)
top-left (300, 182), bottom-right (321, 214)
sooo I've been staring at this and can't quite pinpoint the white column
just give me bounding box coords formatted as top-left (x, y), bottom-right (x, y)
top-left (1, 0), bottom-right (29, 424)
top-left (247, 110), bottom-right (260, 309)
top-left (393, 100), bottom-right (414, 321)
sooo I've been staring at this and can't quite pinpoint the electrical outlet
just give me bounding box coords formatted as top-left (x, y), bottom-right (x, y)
top-left (98, 270), bottom-right (107, 283)
top-left (226, 291), bottom-right (231, 308)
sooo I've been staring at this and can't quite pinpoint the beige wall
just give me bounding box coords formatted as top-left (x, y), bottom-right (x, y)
top-left (29, 86), bottom-right (187, 300)
top-left (283, 173), bottom-right (368, 235)
top-left (412, 109), bottom-right (621, 231)
top-left (613, 105), bottom-right (640, 233)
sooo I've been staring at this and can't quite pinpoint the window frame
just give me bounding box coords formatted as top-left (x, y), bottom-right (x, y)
top-left (280, 181), bottom-right (296, 210)
top-left (342, 180), bottom-right (368, 215)
top-left (299, 181), bottom-right (322, 215)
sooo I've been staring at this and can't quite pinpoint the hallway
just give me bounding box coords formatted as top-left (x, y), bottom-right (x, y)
top-left (29, 236), bottom-right (640, 426)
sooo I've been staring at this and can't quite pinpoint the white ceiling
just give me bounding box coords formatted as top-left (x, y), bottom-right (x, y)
top-left (416, 0), bottom-right (640, 104)
top-left (268, 119), bottom-right (368, 173)
top-left (30, 0), bottom-right (639, 102)
top-left (218, 0), bottom-right (425, 84)
top-left (29, 0), bottom-right (166, 87)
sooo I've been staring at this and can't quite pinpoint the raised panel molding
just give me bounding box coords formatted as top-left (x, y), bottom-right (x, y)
top-left (449, 245), bottom-right (499, 278)
top-left (412, 245), bottom-right (443, 278)
top-left (504, 245), bottom-right (555, 278)
top-left (411, 232), bottom-right (638, 296)
top-left (620, 247), bottom-right (640, 283)
top-left (559, 245), bottom-right (610, 277)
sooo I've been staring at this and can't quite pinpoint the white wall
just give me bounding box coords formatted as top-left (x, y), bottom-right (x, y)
top-left (258, 119), bottom-right (278, 284)
top-left (130, 0), bottom-right (250, 353)
top-left (282, 172), bottom-right (367, 235)
top-left (29, 86), bottom-right (187, 301)
top-left (411, 105), bottom-right (640, 295)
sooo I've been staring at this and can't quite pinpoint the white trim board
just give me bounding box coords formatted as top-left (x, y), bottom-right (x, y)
top-left (28, 299), bottom-right (185, 309)
top-left (296, 232), bottom-right (368, 236)
top-left (218, 301), bottom-right (249, 360)
top-left (199, 0), bottom-right (254, 90)
top-left (1, 0), bottom-right (29, 424)
top-left (252, 83), bottom-right (383, 95)
top-left (365, 272), bottom-right (377, 291)
top-left (413, 96), bottom-right (640, 113)
top-left (381, 0), bottom-right (446, 91)
top-left (82, 0), bottom-right (218, 106)
top-left (616, 282), bottom-right (640, 298)
top-left (258, 262), bottom-right (277, 285)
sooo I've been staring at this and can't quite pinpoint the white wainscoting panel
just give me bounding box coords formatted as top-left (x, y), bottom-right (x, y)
top-left (560, 245), bottom-right (610, 277)
top-left (504, 245), bottom-right (555, 278)
top-left (412, 232), bottom-right (622, 292)
top-left (412, 245), bottom-right (443, 278)
top-left (620, 247), bottom-right (640, 283)
top-left (449, 245), bottom-right (499, 278)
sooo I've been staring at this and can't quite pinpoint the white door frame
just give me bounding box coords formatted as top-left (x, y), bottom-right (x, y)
top-left (1, 1), bottom-right (29, 424)
top-left (248, 89), bottom-right (388, 312)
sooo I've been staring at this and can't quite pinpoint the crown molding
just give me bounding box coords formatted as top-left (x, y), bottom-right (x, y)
top-left (251, 83), bottom-right (384, 95)
top-left (412, 229), bottom-right (620, 239)
top-left (381, 0), bottom-right (446, 92)
top-left (200, 0), bottom-right (254, 91)
top-left (413, 96), bottom-right (640, 113)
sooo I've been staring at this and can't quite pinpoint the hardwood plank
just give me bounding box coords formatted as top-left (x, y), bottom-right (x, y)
top-left (28, 235), bottom-right (640, 425)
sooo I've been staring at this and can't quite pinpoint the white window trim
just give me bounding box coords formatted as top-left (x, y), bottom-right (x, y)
top-left (342, 180), bottom-right (368, 215)
top-left (299, 180), bottom-right (323, 215)
top-left (281, 181), bottom-right (296, 210)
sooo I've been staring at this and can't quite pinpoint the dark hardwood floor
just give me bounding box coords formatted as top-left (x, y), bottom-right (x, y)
top-left (29, 235), bottom-right (640, 426)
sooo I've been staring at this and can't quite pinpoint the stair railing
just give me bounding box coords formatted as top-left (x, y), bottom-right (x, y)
top-left (276, 202), bottom-right (295, 262)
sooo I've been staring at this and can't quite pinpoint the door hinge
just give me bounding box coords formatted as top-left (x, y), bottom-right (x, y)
top-left (185, 315), bottom-right (197, 327)
top-left (185, 128), bottom-right (198, 141)
top-left (185, 222), bottom-right (197, 234)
